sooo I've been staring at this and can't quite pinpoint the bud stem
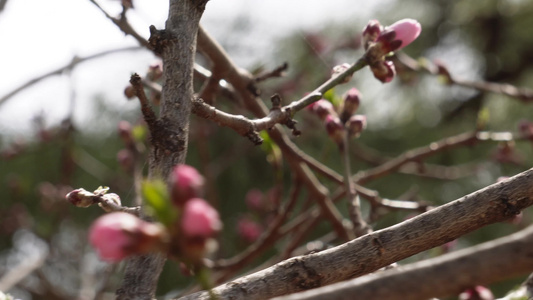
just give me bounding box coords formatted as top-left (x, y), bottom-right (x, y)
top-left (339, 132), bottom-right (371, 237)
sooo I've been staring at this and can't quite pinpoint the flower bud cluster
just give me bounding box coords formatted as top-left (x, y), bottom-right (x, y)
top-left (362, 19), bottom-right (421, 83)
top-left (307, 88), bottom-right (367, 145)
top-left (85, 164), bottom-right (221, 263)
top-left (89, 212), bottom-right (165, 262)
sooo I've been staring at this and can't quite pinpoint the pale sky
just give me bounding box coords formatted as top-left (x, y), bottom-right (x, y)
top-left (0, 0), bottom-right (392, 141)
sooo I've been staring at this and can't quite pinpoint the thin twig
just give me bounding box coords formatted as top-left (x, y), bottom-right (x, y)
top-left (0, 46), bottom-right (143, 107)
top-left (88, 0), bottom-right (149, 49)
top-left (396, 52), bottom-right (533, 102)
top-left (340, 133), bottom-right (370, 237)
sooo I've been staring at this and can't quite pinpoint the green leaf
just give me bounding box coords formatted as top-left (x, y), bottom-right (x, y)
top-left (132, 124), bottom-right (148, 143)
top-left (323, 88), bottom-right (342, 108)
top-left (141, 179), bottom-right (177, 227)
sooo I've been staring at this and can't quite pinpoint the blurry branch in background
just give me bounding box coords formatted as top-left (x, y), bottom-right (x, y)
top-left (0, 247), bottom-right (47, 291)
top-left (0, 46), bottom-right (144, 107)
top-left (354, 130), bottom-right (524, 185)
top-left (88, 0), bottom-right (149, 48)
top-left (274, 225), bottom-right (533, 300)
top-left (0, 0), bottom-right (7, 12)
top-left (179, 169), bottom-right (533, 299)
top-left (396, 52), bottom-right (533, 102)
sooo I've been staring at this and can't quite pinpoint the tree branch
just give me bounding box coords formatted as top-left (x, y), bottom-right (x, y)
top-left (116, 1), bottom-right (208, 299)
top-left (275, 224), bottom-right (533, 300)
top-left (0, 47), bottom-right (143, 107)
top-left (178, 168), bottom-right (533, 299)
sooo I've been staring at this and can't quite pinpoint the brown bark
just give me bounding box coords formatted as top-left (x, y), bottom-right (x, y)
top-left (275, 224), bottom-right (533, 300)
top-left (116, 1), bottom-right (208, 299)
top-left (179, 168), bottom-right (533, 299)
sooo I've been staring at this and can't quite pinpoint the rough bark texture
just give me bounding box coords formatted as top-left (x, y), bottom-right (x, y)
top-left (180, 169), bottom-right (533, 300)
top-left (275, 224), bottom-right (533, 300)
top-left (116, 1), bottom-right (207, 299)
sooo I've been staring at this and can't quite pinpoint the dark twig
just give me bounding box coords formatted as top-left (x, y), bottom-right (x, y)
top-left (129, 73), bottom-right (158, 132)
top-left (396, 52), bottom-right (533, 102)
top-left (254, 62), bottom-right (289, 83)
top-left (88, 0), bottom-right (149, 49)
top-left (355, 131), bottom-right (519, 185)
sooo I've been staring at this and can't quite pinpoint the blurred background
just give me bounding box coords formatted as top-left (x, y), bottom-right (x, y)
top-left (2, 0), bottom-right (533, 299)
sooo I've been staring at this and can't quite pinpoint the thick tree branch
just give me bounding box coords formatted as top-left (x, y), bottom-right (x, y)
top-left (116, 1), bottom-right (207, 299)
top-left (179, 168), bottom-right (533, 299)
top-left (275, 224), bottom-right (533, 300)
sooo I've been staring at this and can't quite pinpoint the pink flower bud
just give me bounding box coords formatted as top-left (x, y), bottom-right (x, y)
top-left (340, 88), bottom-right (361, 122)
top-left (117, 121), bottom-right (134, 146)
top-left (346, 114), bottom-right (367, 137)
top-left (181, 198), bottom-right (222, 238)
top-left (147, 61), bottom-right (163, 81)
top-left (245, 189), bottom-right (264, 211)
top-left (364, 19), bottom-right (421, 65)
top-left (117, 149), bottom-right (134, 172)
top-left (331, 63), bottom-right (352, 84)
top-left (374, 19), bottom-right (421, 54)
top-left (459, 286), bottom-right (494, 300)
top-left (386, 19), bottom-right (422, 51)
top-left (171, 164), bottom-right (205, 206)
top-left (66, 188), bottom-right (96, 208)
top-left (307, 99), bottom-right (335, 121)
top-left (370, 60), bottom-right (396, 83)
top-left (362, 19), bottom-right (382, 50)
top-left (237, 217), bottom-right (263, 242)
top-left (325, 115), bottom-right (345, 144)
top-left (89, 212), bottom-right (164, 262)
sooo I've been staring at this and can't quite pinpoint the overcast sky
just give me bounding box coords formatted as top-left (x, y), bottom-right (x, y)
top-left (0, 0), bottom-right (388, 141)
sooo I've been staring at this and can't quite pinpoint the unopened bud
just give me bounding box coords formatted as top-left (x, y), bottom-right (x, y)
top-left (340, 88), bottom-right (361, 123)
top-left (346, 115), bottom-right (367, 137)
top-left (66, 188), bottom-right (96, 208)
top-left (89, 212), bottom-right (165, 262)
top-left (245, 189), bottom-right (265, 211)
top-left (325, 115), bottom-right (345, 144)
top-left (117, 121), bottom-right (134, 147)
top-left (370, 60), bottom-right (396, 83)
top-left (117, 149), bottom-right (134, 172)
top-left (237, 217), bottom-right (263, 242)
top-left (147, 61), bottom-right (163, 81)
top-left (307, 99), bottom-right (335, 121)
top-left (171, 164), bottom-right (205, 206)
top-left (362, 19), bottom-right (382, 50)
top-left (364, 19), bottom-right (421, 66)
top-left (181, 198), bottom-right (222, 239)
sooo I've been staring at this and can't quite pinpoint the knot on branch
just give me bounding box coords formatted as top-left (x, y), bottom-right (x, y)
top-left (150, 117), bottom-right (186, 155)
top-left (246, 131), bottom-right (263, 146)
top-left (286, 258), bottom-right (323, 290)
top-left (148, 25), bottom-right (171, 55)
top-left (282, 108), bottom-right (300, 136)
